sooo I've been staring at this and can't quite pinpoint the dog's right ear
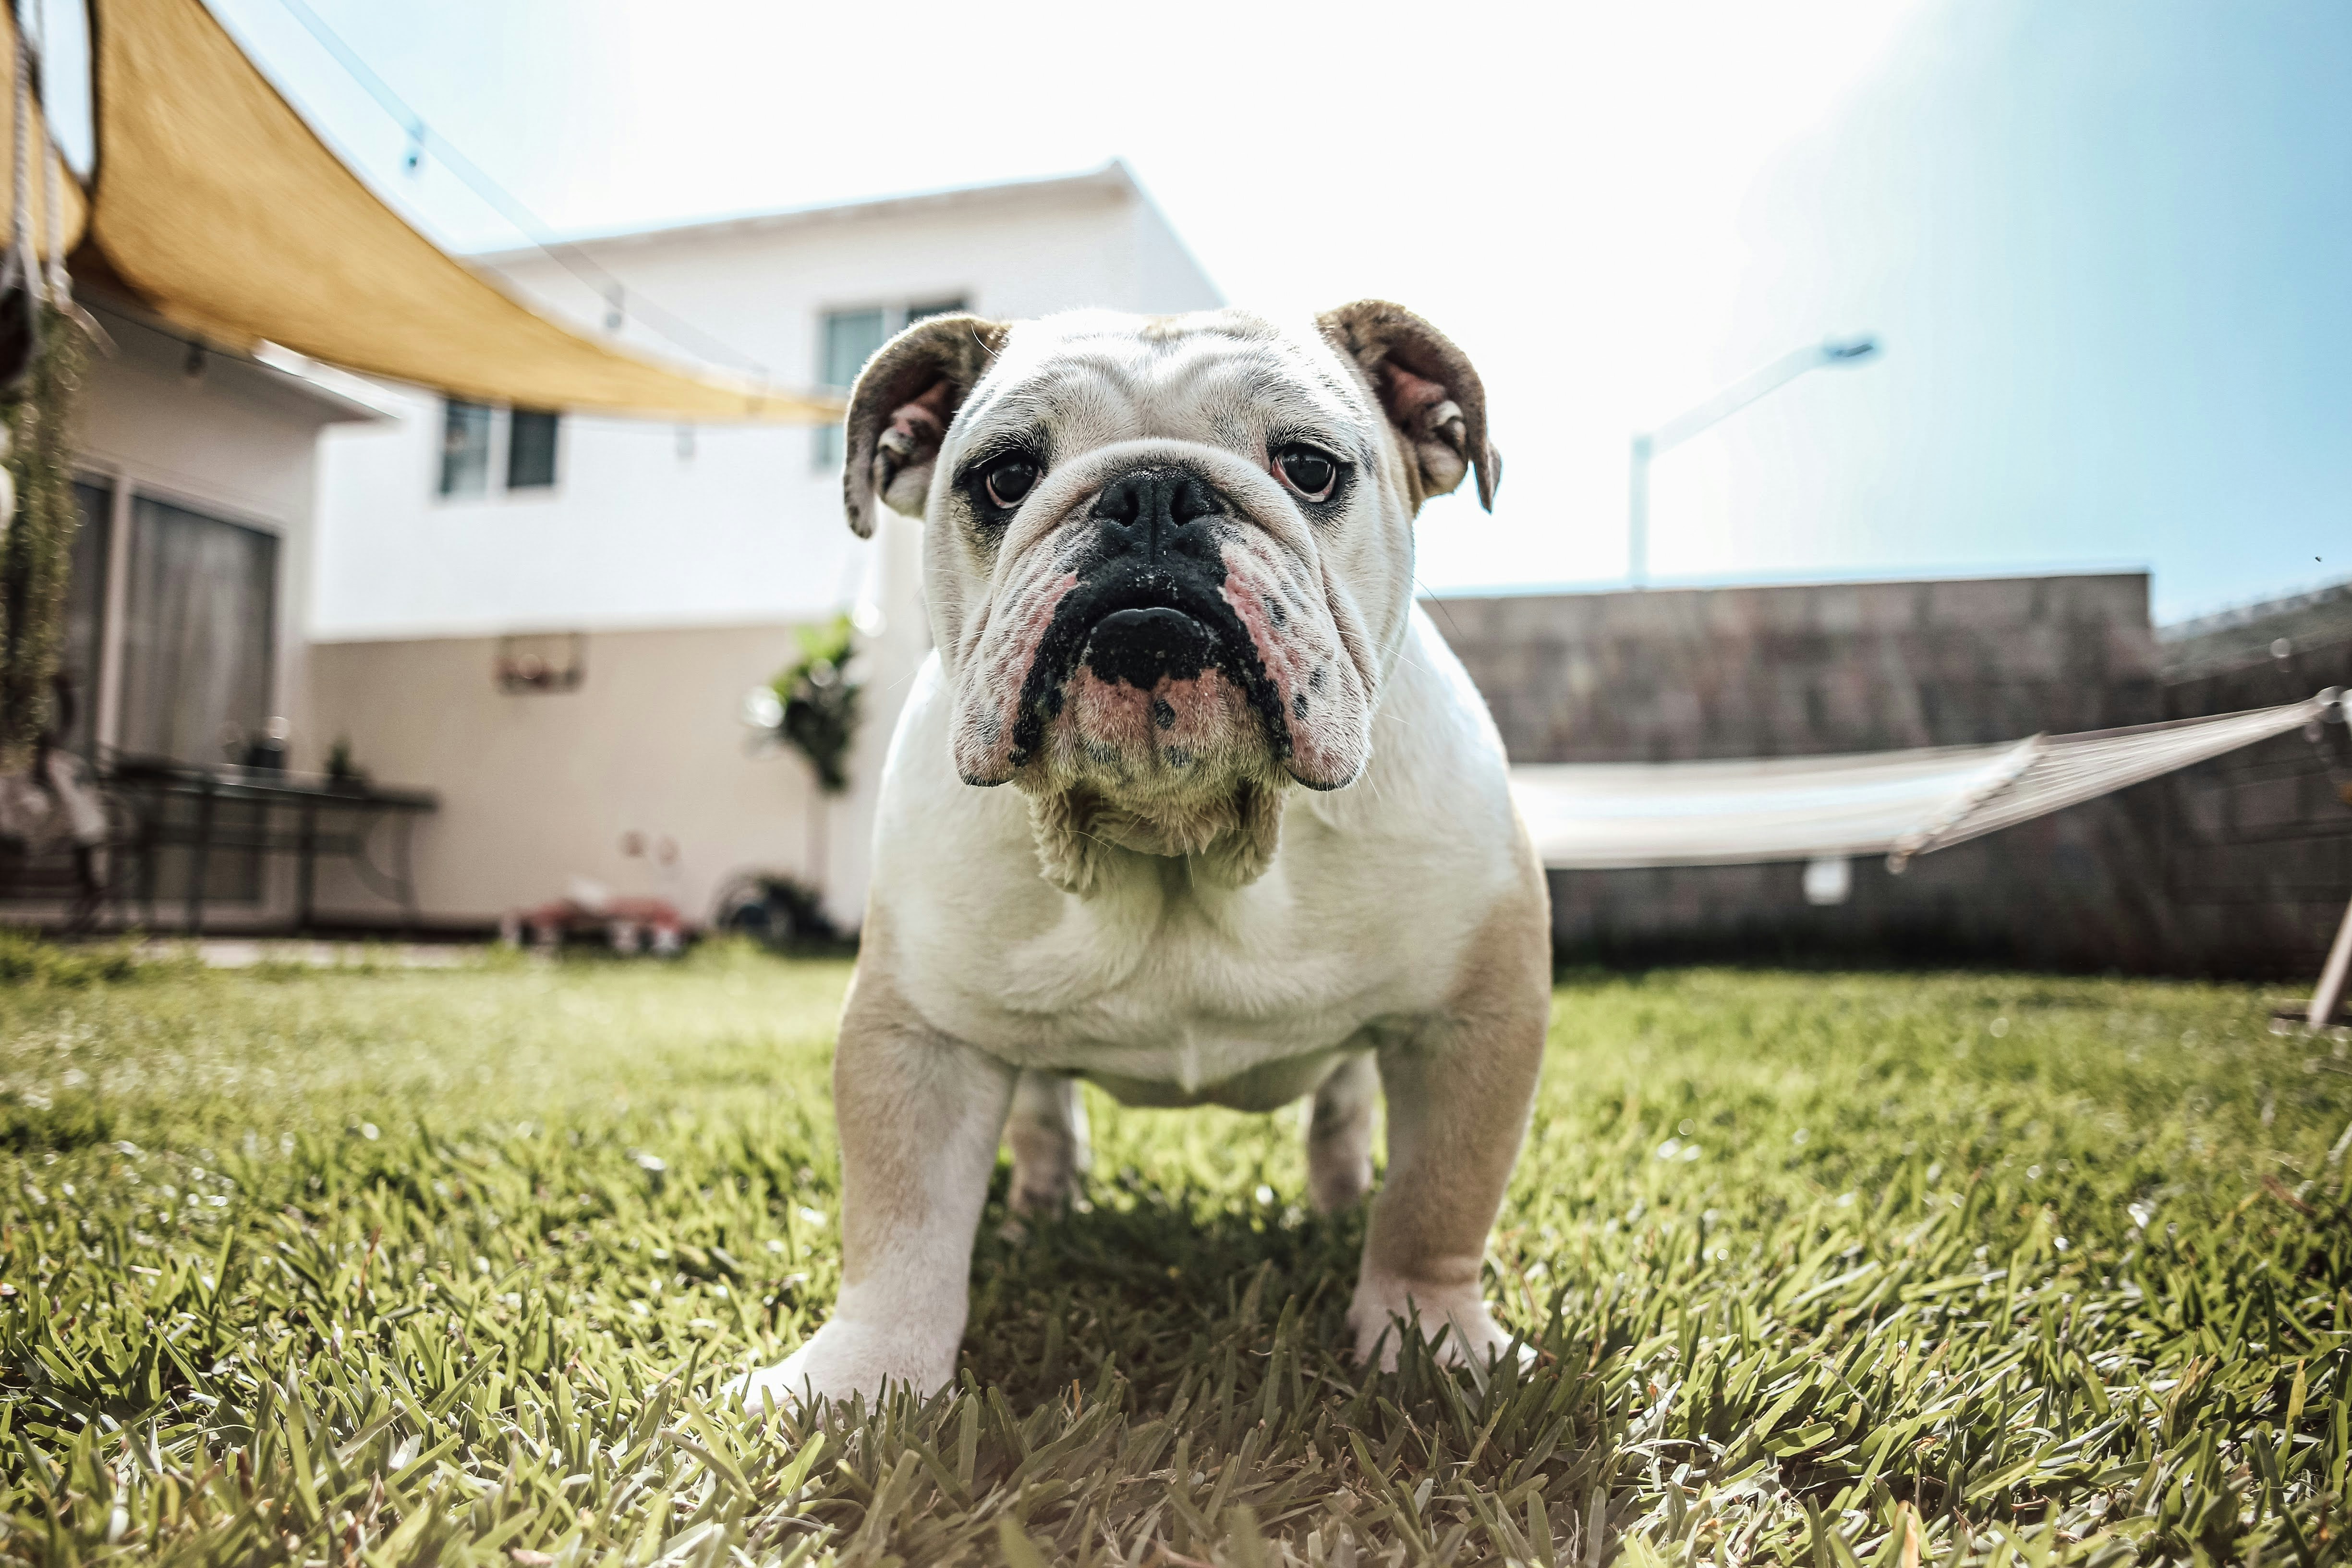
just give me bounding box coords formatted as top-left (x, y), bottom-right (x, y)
top-left (1316, 300), bottom-right (1499, 513)
top-left (841, 314), bottom-right (1011, 538)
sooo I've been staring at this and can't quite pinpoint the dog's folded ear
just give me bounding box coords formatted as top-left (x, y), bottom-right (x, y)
top-left (1316, 300), bottom-right (1501, 512)
top-left (841, 314), bottom-right (1012, 538)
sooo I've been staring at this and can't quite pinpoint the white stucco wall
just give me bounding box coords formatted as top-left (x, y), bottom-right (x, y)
top-left (74, 311), bottom-right (345, 773)
top-left (308, 623), bottom-right (831, 926)
top-left (307, 508), bottom-right (929, 931)
top-left (312, 164), bottom-right (1221, 642)
top-left (305, 166), bottom-right (1220, 929)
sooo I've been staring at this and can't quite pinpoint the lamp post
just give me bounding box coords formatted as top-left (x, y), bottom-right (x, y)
top-left (1628, 334), bottom-right (1880, 587)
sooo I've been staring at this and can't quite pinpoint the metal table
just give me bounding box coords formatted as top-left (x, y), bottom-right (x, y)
top-left (103, 757), bottom-right (439, 934)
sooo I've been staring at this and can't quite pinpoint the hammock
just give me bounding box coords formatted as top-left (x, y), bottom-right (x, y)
top-left (1509, 692), bottom-right (2340, 871)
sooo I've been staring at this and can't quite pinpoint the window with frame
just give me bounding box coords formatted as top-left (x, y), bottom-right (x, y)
top-left (439, 402), bottom-right (564, 496)
top-left (813, 298), bottom-right (968, 470)
top-left (508, 409), bottom-right (560, 489)
top-left (441, 400), bottom-right (493, 496)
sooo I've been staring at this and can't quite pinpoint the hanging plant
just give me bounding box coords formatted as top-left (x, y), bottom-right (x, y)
top-left (764, 613), bottom-right (862, 794)
top-left (0, 306), bottom-right (86, 773)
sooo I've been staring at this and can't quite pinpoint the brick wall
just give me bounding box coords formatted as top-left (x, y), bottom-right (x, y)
top-left (1425, 572), bottom-right (2352, 977)
top-left (1431, 573), bottom-right (2160, 760)
top-left (2153, 620), bottom-right (2352, 977)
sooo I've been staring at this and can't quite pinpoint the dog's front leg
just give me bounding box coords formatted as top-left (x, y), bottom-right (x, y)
top-left (738, 995), bottom-right (1015, 1410)
top-left (1348, 920), bottom-right (1548, 1370)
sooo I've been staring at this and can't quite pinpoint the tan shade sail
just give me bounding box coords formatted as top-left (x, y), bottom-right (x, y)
top-left (80, 0), bottom-right (837, 422)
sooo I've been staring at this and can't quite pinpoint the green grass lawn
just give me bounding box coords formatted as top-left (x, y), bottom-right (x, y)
top-left (4, 938), bottom-right (2351, 1567)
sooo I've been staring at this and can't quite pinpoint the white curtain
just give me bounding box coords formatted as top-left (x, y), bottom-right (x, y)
top-left (117, 496), bottom-right (276, 764)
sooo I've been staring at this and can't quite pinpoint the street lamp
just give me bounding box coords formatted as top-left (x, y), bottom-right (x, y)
top-left (1627, 333), bottom-right (1881, 587)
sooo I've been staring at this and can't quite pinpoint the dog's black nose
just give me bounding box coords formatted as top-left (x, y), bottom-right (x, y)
top-left (1085, 607), bottom-right (1214, 690)
top-left (1090, 469), bottom-right (1221, 562)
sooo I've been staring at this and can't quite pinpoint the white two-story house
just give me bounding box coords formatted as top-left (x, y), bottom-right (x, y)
top-left (308, 163), bottom-right (1221, 932)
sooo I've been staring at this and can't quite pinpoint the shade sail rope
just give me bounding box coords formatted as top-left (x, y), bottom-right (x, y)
top-left (8, 1), bottom-right (29, 301)
top-left (0, 6), bottom-right (85, 280)
top-left (40, 83), bottom-right (59, 301)
top-left (25, 15), bottom-right (74, 318)
top-left (1508, 692), bottom-right (2341, 873)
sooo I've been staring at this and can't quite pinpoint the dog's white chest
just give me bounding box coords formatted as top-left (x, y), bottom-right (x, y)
top-left (869, 618), bottom-right (1524, 1097)
top-left (932, 863), bottom-right (1399, 1082)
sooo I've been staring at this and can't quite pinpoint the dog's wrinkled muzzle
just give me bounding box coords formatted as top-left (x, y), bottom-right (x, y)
top-left (950, 444), bottom-right (1376, 796)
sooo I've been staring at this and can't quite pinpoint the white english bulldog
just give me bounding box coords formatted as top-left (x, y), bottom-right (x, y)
top-left (740, 302), bottom-right (1551, 1409)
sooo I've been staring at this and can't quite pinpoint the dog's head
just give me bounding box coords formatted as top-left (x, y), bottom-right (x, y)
top-left (842, 303), bottom-right (1498, 893)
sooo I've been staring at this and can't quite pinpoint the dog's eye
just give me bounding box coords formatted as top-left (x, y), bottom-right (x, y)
top-left (1274, 444), bottom-right (1338, 503)
top-left (982, 455), bottom-right (1041, 510)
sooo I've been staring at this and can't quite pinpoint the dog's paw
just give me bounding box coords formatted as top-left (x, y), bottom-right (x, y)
top-left (1307, 1141), bottom-right (1373, 1212)
top-left (1006, 1078), bottom-right (1091, 1219)
top-left (729, 1319), bottom-right (953, 1415)
top-left (1007, 1159), bottom-right (1086, 1218)
top-left (1346, 1276), bottom-right (1527, 1372)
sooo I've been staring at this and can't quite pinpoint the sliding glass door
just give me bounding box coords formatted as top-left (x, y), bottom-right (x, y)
top-left (118, 497), bottom-right (277, 766)
top-left (116, 498), bottom-right (279, 905)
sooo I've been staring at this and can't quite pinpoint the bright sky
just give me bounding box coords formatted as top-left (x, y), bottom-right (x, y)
top-left (77, 0), bottom-right (2352, 622)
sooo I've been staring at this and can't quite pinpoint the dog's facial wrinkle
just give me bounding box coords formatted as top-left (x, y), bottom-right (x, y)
top-left (1003, 492), bottom-right (1293, 774)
